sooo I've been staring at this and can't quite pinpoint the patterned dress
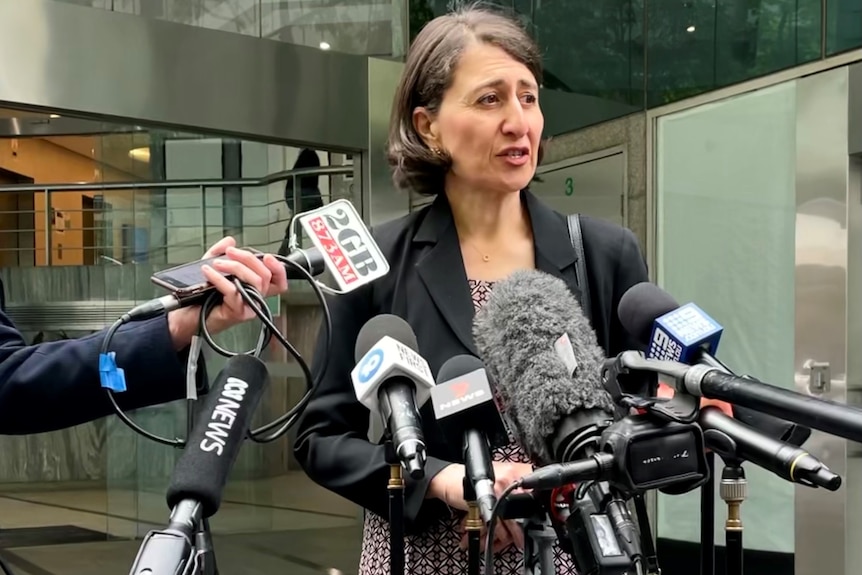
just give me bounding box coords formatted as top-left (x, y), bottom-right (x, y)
top-left (358, 279), bottom-right (579, 575)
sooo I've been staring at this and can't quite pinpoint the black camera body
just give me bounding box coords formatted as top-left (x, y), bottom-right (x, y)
top-left (600, 413), bottom-right (709, 497)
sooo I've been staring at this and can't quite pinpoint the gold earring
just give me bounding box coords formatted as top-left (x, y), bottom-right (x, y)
top-left (431, 147), bottom-right (443, 156)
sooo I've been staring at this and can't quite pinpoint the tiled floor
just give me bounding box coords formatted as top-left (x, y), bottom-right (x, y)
top-left (0, 472), bottom-right (363, 575)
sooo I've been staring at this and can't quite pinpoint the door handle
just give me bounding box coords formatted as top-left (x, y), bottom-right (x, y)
top-left (803, 359), bottom-right (831, 394)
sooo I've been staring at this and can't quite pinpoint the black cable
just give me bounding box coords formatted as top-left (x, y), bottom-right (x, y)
top-left (483, 480), bottom-right (522, 575)
top-left (101, 251), bottom-right (333, 447)
top-left (0, 554), bottom-right (15, 575)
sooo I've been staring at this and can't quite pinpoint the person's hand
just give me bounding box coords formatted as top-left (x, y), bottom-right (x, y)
top-left (429, 461), bottom-right (533, 552)
top-left (167, 236), bottom-right (289, 349)
top-left (458, 514), bottom-right (525, 554)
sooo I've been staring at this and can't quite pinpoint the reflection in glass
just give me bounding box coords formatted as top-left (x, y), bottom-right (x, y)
top-left (826, 0), bottom-right (862, 56)
top-left (52, 0), bottom-right (403, 57)
top-left (409, 0), bottom-right (834, 123)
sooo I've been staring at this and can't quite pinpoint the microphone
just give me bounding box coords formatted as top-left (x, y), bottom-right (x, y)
top-left (474, 270), bottom-right (641, 573)
top-left (617, 282), bottom-right (812, 447)
top-left (431, 355), bottom-right (510, 523)
top-left (473, 269), bottom-right (616, 466)
top-left (166, 354), bottom-right (270, 518)
top-left (351, 314), bottom-right (434, 479)
top-left (698, 406), bottom-right (840, 491)
top-left (128, 198), bottom-right (389, 321)
top-left (131, 355), bottom-right (269, 575)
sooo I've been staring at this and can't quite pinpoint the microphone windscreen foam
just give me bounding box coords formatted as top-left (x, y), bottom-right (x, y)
top-left (166, 354), bottom-right (269, 517)
top-left (354, 314), bottom-right (419, 363)
top-left (473, 269), bottom-right (614, 463)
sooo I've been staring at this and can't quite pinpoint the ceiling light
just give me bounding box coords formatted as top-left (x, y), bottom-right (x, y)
top-left (128, 147), bottom-right (151, 162)
top-left (686, 25), bottom-right (696, 32)
top-left (49, 114), bottom-right (61, 119)
top-left (319, 41), bottom-right (331, 50)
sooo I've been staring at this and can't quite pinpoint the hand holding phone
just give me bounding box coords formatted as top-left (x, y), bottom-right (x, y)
top-left (154, 239), bottom-right (288, 349)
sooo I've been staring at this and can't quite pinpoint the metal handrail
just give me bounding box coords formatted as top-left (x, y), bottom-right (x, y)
top-left (0, 164), bottom-right (356, 265)
top-left (0, 165), bottom-right (354, 193)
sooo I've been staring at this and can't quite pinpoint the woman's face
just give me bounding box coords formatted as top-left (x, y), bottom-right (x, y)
top-left (415, 41), bottom-right (543, 196)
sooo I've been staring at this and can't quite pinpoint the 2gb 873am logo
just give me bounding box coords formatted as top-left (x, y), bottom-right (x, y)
top-left (298, 200), bottom-right (390, 292)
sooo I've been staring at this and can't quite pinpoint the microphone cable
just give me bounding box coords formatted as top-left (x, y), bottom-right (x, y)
top-left (483, 480), bottom-right (523, 575)
top-left (99, 249), bottom-right (332, 448)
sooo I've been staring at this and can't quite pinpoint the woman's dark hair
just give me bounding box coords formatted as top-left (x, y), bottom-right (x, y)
top-left (387, 3), bottom-right (544, 197)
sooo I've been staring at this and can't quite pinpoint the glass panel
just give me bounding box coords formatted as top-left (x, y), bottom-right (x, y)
top-left (0, 106), bottom-right (363, 574)
top-left (655, 81), bottom-right (798, 554)
top-left (827, 0), bottom-right (862, 55)
top-left (52, 0), bottom-right (403, 56)
top-left (410, 0), bottom-right (827, 114)
top-left (647, 0), bottom-right (821, 107)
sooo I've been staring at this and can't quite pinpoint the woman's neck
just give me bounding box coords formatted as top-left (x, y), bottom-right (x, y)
top-left (445, 183), bottom-right (529, 243)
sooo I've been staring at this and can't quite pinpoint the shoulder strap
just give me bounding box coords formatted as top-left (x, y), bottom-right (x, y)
top-left (566, 214), bottom-right (592, 322)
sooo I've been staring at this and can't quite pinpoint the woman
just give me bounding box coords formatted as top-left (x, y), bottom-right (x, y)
top-left (294, 6), bottom-right (648, 574)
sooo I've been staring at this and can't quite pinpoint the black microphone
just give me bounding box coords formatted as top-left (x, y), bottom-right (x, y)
top-left (699, 406), bottom-right (840, 491)
top-left (431, 355), bottom-right (509, 523)
top-left (617, 281), bottom-right (812, 447)
top-left (474, 269), bottom-right (640, 573)
top-left (130, 355), bottom-right (269, 575)
top-left (166, 354), bottom-right (270, 518)
top-left (351, 314), bottom-right (434, 479)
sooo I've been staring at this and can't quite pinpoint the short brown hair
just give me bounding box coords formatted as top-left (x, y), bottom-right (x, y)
top-left (387, 4), bottom-right (544, 197)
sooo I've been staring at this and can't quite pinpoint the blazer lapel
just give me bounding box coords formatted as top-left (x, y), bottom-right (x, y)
top-left (414, 195), bottom-right (479, 355)
top-left (413, 190), bottom-right (582, 356)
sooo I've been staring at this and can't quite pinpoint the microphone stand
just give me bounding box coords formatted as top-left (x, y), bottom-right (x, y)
top-left (718, 458), bottom-right (746, 575)
top-left (186, 350), bottom-right (219, 575)
top-left (130, 343), bottom-right (219, 575)
top-left (701, 451), bottom-right (716, 575)
top-left (462, 478), bottom-right (482, 575)
top-left (522, 513), bottom-right (557, 575)
top-left (385, 439), bottom-right (405, 575)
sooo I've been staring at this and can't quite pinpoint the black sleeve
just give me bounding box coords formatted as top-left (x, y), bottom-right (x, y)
top-left (0, 312), bottom-right (196, 435)
top-left (610, 228), bottom-right (654, 396)
top-left (293, 285), bottom-right (452, 529)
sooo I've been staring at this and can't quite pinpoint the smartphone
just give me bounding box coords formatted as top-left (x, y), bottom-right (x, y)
top-left (151, 256), bottom-right (226, 299)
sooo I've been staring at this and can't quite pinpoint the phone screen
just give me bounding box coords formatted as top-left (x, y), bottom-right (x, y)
top-left (151, 256), bottom-right (225, 291)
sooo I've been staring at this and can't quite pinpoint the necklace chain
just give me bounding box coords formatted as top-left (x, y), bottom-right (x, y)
top-left (466, 241), bottom-right (491, 263)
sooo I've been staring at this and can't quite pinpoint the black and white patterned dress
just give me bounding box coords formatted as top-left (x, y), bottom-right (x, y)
top-left (358, 279), bottom-right (579, 575)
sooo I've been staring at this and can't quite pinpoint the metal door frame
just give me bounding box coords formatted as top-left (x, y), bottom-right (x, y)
top-left (535, 145), bottom-right (629, 226)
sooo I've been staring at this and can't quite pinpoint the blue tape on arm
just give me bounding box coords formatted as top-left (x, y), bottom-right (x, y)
top-left (99, 352), bottom-right (127, 392)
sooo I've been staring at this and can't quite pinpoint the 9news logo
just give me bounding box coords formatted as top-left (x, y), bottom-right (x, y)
top-left (357, 348), bottom-right (384, 384)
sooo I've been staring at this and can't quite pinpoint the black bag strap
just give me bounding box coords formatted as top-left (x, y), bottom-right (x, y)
top-left (566, 214), bottom-right (592, 321)
top-left (566, 214), bottom-right (661, 574)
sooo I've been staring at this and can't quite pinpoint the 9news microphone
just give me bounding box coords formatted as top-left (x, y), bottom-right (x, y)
top-left (617, 282), bottom-right (813, 446)
top-left (351, 314), bottom-right (435, 479)
top-left (617, 282), bottom-right (862, 447)
top-left (131, 354), bottom-right (269, 575)
top-left (431, 355), bottom-right (510, 523)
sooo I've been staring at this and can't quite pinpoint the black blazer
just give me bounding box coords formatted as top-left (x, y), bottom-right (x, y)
top-left (293, 190), bottom-right (649, 533)
top-left (0, 313), bottom-right (202, 435)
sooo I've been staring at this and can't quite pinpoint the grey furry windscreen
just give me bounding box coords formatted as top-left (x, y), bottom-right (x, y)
top-left (472, 269), bottom-right (615, 463)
